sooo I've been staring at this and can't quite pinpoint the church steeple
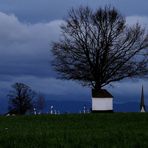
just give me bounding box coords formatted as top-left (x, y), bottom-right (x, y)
top-left (140, 85), bottom-right (146, 112)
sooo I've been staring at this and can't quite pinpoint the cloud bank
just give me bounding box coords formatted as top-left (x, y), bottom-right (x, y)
top-left (0, 12), bottom-right (88, 99)
top-left (0, 12), bottom-right (64, 77)
top-left (0, 12), bottom-right (147, 104)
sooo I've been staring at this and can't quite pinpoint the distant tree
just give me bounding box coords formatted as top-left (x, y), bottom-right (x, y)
top-left (51, 6), bottom-right (148, 91)
top-left (36, 94), bottom-right (45, 113)
top-left (8, 83), bottom-right (35, 115)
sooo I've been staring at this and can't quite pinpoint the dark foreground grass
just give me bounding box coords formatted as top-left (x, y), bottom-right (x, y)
top-left (0, 113), bottom-right (148, 148)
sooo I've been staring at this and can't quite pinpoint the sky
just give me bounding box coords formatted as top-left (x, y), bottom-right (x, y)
top-left (0, 0), bottom-right (148, 113)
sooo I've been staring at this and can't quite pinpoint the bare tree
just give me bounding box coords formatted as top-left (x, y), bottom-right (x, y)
top-left (36, 94), bottom-right (45, 113)
top-left (52, 6), bottom-right (148, 91)
top-left (8, 83), bottom-right (35, 115)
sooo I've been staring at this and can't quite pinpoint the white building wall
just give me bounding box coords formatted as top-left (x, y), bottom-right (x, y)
top-left (92, 97), bottom-right (113, 111)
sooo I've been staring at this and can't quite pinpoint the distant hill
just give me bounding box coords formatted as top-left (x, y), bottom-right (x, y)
top-left (44, 100), bottom-right (91, 113)
top-left (1, 99), bottom-right (147, 114)
top-left (114, 102), bottom-right (144, 112)
top-left (44, 100), bottom-right (146, 113)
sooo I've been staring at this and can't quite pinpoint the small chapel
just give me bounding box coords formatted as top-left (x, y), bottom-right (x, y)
top-left (92, 89), bottom-right (113, 112)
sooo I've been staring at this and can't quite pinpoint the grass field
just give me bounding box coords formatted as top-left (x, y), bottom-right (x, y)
top-left (0, 113), bottom-right (148, 148)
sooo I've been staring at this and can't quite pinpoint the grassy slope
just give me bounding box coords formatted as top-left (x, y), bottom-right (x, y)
top-left (0, 113), bottom-right (148, 148)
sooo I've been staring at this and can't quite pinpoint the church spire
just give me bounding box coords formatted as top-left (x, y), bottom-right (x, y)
top-left (140, 85), bottom-right (146, 112)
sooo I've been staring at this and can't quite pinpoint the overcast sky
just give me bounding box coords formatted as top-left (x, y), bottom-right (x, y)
top-left (0, 0), bottom-right (148, 111)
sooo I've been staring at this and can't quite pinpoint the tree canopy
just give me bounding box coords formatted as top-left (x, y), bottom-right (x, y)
top-left (8, 82), bottom-right (35, 115)
top-left (52, 6), bottom-right (148, 90)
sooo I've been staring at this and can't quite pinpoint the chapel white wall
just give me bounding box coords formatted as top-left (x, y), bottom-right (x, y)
top-left (92, 98), bottom-right (113, 111)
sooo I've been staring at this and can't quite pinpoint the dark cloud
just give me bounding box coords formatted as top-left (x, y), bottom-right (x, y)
top-left (0, 12), bottom-right (89, 99)
top-left (0, 12), bottom-right (64, 78)
top-left (0, 12), bottom-right (147, 97)
top-left (0, 0), bottom-right (148, 23)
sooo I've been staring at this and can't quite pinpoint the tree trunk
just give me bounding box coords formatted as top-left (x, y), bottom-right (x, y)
top-left (94, 83), bottom-right (102, 92)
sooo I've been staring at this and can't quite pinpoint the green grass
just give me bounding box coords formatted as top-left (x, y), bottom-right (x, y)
top-left (0, 113), bottom-right (148, 148)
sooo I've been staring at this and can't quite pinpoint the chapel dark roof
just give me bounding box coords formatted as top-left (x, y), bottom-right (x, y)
top-left (92, 89), bottom-right (113, 98)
